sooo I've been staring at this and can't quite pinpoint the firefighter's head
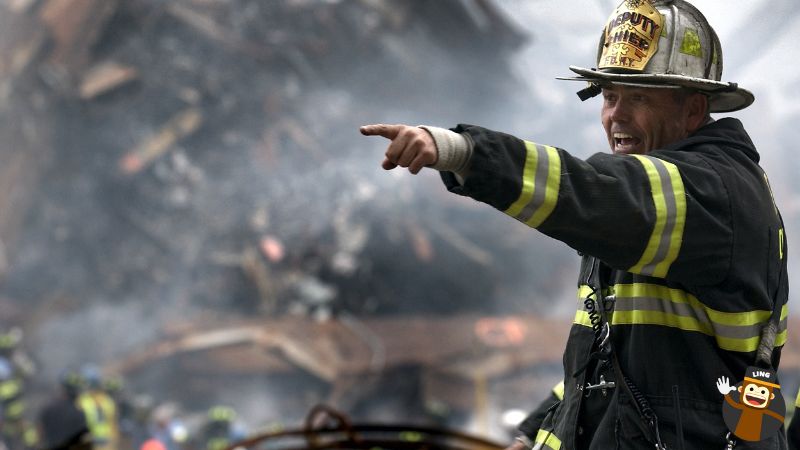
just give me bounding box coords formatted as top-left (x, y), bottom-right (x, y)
top-left (80, 364), bottom-right (103, 390)
top-left (59, 368), bottom-right (84, 399)
top-left (560, 0), bottom-right (751, 154)
top-left (208, 405), bottom-right (236, 425)
top-left (599, 84), bottom-right (707, 155)
top-left (738, 367), bottom-right (781, 410)
top-left (0, 326), bottom-right (22, 355)
top-left (561, 0), bottom-right (752, 136)
top-left (103, 374), bottom-right (125, 395)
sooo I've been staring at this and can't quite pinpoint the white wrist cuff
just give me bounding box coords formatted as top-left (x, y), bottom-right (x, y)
top-left (418, 126), bottom-right (473, 174)
top-left (515, 435), bottom-right (534, 449)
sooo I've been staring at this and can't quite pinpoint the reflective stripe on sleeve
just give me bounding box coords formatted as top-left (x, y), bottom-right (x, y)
top-left (533, 429), bottom-right (562, 450)
top-left (552, 380), bottom-right (565, 401)
top-left (574, 284), bottom-right (788, 353)
top-left (628, 155), bottom-right (686, 278)
top-left (504, 142), bottom-right (561, 228)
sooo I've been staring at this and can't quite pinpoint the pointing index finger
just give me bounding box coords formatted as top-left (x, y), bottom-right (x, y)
top-left (360, 124), bottom-right (402, 139)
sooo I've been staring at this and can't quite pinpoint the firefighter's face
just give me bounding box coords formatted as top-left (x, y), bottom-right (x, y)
top-left (601, 85), bottom-right (705, 155)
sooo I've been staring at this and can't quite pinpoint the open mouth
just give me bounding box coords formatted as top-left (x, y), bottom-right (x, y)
top-left (744, 394), bottom-right (766, 407)
top-left (613, 132), bottom-right (642, 154)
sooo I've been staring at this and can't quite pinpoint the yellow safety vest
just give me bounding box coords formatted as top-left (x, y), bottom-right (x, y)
top-left (77, 390), bottom-right (118, 443)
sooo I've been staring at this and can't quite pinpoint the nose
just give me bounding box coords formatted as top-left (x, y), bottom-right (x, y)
top-left (607, 98), bottom-right (630, 123)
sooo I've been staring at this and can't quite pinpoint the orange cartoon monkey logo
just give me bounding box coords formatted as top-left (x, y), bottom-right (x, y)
top-left (717, 366), bottom-right (785, 441)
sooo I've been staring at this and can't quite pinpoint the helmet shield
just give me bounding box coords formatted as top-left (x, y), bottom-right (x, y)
top-left (560, 0), bottom-right (754, 112)
top-left (599, 0), bottom-right (665, 71)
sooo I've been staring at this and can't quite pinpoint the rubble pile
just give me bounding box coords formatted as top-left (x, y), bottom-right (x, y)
top-left (0, 0), bottom-right (577, 438)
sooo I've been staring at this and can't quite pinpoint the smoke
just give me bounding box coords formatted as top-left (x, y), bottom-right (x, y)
top-left (2, 0), bottom-right (798, 441)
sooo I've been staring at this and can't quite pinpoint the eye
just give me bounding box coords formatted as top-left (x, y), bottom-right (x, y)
top-left (760, 388), bottom-right (769, 396)
top-left (746, 385), bottom-right (756, 393)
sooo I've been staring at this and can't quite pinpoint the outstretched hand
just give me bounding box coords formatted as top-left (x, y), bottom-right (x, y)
top-left (360, 124), bottom-right (438, 174)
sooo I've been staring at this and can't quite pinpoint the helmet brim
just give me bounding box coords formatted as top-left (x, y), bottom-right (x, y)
top-left (559, 65), bottom-right (754, 113)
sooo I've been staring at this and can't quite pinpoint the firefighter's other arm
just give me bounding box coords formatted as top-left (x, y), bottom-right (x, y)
top-left (360, 124), bottom-right (472, 176)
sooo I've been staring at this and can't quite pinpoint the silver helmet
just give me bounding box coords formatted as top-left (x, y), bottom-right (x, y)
top-left (561, 0), bottom-right (753, 112)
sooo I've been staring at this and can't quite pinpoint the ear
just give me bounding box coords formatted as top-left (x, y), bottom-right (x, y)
top-left (771, 393), bottom-right (775, 400)
top-left (685, 92), bottom-right (709, 134)
top-left (737, 386), bottom-right (742, 393)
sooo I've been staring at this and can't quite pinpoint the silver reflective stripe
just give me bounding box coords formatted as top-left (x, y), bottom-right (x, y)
top-left (574, 284), bottom-right (789, 353)
top-left (629, 155), bottom-right (686, 278)
top-left (504, 142), bottom-right (560, 228)
top-left (641, 158), bottom-right (679, 275)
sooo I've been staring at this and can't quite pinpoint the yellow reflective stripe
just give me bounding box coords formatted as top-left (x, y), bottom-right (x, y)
top-left (779, 228), bottom-right (785, 260)
top-left (628, 155), bottom-right (686, 278)
top-left (574, 285), bottom-right (600, 326)
top-left (628, 156), bottom-right (666, 274)
top-left (614, 284), bottom-right (779, 327)
top-left (0, 379), bottom-right (21, 399)
top-left (612, 309), bottom-right (711, 333)
top-left (794, 387), bottom-right (800, 408)
top-left (573, 283), bottom-right (788, 353)
top-left (208, 437), bottom-right (230, 450)
top-left (552, 380), bottom-right (565, 400)
top-left (24, 425), bottom-right (39, 446)
top-left (503, 142), bottom-right (560, 228)
top-left (574, 309), bottom-right (592, 327)
top-left (533, 429), bottom-right (562, 450)
top-left (715, 330), bottom-right (788, 353)
top-left (661, 159), bottom-right (686, 274)
top-left (78, 393), bottom-right (116, 440)
top-left (6, 399), bottom-right (25, 418)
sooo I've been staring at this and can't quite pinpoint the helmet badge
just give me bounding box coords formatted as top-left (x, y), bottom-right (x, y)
top-left (600, 0), bottom-right (665, 71)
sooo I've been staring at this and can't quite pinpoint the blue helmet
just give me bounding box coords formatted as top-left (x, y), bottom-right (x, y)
top-left (80, 364), bottom-right (103, 389)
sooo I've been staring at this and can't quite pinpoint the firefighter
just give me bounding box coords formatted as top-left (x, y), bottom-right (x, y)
top-left (103, 374), bottom-right (140, 449)
top-left (38, 369), bottom-right (90, 450)
top-left (0, 329), bottom-right (37, 450)
top-left (361, 0), bottom-right (788, 448)
top-left (197, 406), bottom-right (246, 450)
top-left (76, 365), bottom-right (119, 450)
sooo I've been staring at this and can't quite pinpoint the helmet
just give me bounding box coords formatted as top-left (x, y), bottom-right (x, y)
top-left (559, 0), bottom-right (753, 112)
top-left (0, 357), bottom-right (12, 379)
top-left (0, 327), bottom-right (22, 351)
top-left (207, 405), bottom-right (236, 423)
top-left (80, 364), bottom-right (103, 389)
top-left (59, 368), bottom-right (84, 397)
top-left (103, 374), bottom-right (125, 393)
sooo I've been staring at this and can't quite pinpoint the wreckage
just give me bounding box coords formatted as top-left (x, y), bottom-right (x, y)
top-left (2, 0), bottom-right (800, 445)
